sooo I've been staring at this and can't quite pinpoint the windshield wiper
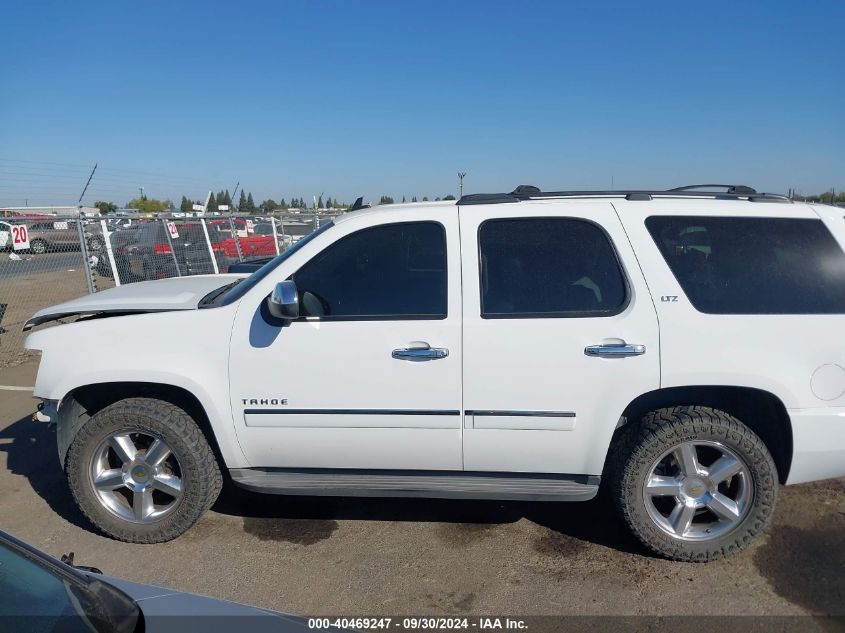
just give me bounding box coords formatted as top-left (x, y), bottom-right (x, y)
top-left (199, 279), bottom-right (242, 308)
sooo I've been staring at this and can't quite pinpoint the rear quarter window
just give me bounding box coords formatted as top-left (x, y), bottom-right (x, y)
top-left (646, 216), bottom-right (845, 314)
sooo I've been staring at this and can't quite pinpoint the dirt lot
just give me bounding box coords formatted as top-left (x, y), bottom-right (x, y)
top-left (0, 252), bottom-right (114, 367)
top-left (0, 253), bottom-right (113, 367)
top-left (0, 360), bottom-right (842, 624)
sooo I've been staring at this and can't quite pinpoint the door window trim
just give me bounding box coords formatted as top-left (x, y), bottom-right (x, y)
top-left (477, 216), bottom-right (631, 319)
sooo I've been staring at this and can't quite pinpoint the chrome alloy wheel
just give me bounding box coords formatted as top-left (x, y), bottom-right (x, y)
top-left (89, 431), bottom-right (183, 524)
top-left (641, 440), bottom-right (752, 541)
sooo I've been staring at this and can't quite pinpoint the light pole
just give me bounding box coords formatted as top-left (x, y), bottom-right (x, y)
top-left (458, 172), bottom-right (466, 197)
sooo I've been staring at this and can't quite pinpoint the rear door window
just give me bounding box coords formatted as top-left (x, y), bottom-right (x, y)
top-left (646, 216), bottom-right (845, 314)
top-left (478, 218), bottom-right (628, 318)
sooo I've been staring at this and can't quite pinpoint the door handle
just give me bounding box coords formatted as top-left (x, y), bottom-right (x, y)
top-left (392, 342), bottom-right (449, 361)
top-left (584, 342), bottom-right (646, 357)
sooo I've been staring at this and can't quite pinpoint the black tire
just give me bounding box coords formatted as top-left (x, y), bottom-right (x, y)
top-left (607, 406), bottom-right (778, 562)
top-left (30, 239), bottom-right (48, 254)
top-left (66, 398), bottom-right (223, 543)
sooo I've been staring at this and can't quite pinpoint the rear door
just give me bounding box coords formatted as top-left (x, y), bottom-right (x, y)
top-left (459, 200), bottom-right (660, 476)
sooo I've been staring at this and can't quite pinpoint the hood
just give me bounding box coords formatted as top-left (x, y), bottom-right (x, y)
top-left (23, 274), bottom-right (246, 331)
top-left (99, 576), bottom-right (323, 632)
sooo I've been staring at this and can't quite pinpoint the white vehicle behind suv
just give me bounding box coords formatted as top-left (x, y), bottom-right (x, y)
top-left (24, 184), bottom-right (845, 561)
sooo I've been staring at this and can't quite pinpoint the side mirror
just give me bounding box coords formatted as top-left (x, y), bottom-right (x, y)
top-left (267, 280), bottom-right (299, 320)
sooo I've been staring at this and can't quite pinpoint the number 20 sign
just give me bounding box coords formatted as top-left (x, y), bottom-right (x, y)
top-left (11, 224), bottom-right (30, 251)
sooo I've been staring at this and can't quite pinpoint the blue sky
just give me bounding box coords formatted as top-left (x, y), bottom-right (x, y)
top-left (2, 0), bottom-right (843, 207)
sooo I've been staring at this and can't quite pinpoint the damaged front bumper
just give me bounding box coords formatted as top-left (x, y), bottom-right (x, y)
top-left (32, 399), bottom-right (58, 424)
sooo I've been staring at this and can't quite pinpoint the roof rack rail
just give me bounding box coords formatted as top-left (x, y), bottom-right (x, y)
top-left (457, 185), bottom-right (791, 205)
top-left (667, 184), bottom-right (757, 194)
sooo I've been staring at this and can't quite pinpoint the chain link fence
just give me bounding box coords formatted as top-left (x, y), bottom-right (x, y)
top-left (0, 213), bottom-right (332, 367)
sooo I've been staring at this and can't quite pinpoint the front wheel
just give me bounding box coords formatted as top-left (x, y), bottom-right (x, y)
top-left (66, 398), bottom-right (222, 543)
top-left (30, 239), bottom-right (48, 254)
top-left (608, 406), bottom-right (778, 562)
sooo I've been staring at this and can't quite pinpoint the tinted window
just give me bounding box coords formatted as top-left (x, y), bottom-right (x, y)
top-left (137, 223), bottom-right (165, 244)
top-left (479, 218), bottom-right (627, 318)
top-left (646, 216), bottom-right (845, 314)
top-left (293, 222), bottom-right (446, 319)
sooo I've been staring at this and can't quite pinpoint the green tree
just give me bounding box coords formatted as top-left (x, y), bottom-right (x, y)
top-left (207, 192), bottom-right (218, 213)
top-left (246, 192), bottom-right (256, 212)
top-left (238, 190), bottom-right (248, 212)
top-left (94, 200), bottom-right (117, 215)
top-left (412, 196), bottom-right (417, 202)
top-left (179, 196), bottom-right (192, 213)
top-left (378, 195), bottom-right (394, 205)
top-left (422, 196), bottom-right (429, 201)
top-left (317, 195), bottom-right (324, 209)
top-left (443, 194), bottom-right (456, 200)
top-left (402, 196), bottom-right (406, 203)
top-left (125, 197), bottom-right (172, 213)
top-left (261, 199), bottom-right (278, 212)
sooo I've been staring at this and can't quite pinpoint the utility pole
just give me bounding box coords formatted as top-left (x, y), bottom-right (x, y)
top-left (138, 186), bottom-right (145, 201)
top-left (458, 172), bottom-right (466, 197)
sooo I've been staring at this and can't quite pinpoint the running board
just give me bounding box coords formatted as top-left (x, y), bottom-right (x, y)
top-left (229, 468), bottom-right (600, 502)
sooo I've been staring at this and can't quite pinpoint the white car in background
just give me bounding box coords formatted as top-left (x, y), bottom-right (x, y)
top-left (23, 184), bottom-right (845, 561)
top-left (0, 220), bottom-right (12, 250)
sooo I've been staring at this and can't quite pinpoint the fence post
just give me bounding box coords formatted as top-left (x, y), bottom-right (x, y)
top-left (161, 218), bottom-right (182, 276)
top-left (99, 219), bottom-right (121, 287)
top-left (200, 219), bottom-right (219, 274)
top-left (76, 219), bottom-right (96, 294)
top-left (271, 217), bottom-right (280, 255)
top-left (228, 216), bottom-right (244, 262)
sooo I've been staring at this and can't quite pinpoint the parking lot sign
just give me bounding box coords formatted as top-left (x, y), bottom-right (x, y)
top-left (11, 224), bottom-right (30, 251)
top-left (246, 219), bottom-right (254, 234)
top-left (166, 221), bottom-right (180, 239)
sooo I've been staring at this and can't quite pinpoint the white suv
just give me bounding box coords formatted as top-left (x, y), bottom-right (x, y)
top-left (24, 185), bottom-right (845, 561)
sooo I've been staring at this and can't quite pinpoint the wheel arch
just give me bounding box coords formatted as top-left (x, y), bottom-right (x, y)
top-left (614, 385), bottom-right (793, 484)
top-left (58, 381), bottom-right (229, 472)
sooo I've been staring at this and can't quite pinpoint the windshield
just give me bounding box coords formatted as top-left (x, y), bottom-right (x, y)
top-left (217, 221), bottom-right (334, 306)
top-left (0, 534), bottom-right (140, 633)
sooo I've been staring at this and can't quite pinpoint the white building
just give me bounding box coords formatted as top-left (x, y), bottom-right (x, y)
top-left (0, 206), bottom-right (100, 218)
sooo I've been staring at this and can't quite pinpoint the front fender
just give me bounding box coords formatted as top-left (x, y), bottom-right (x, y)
top-left (27, 308), bottom-right (249, 469)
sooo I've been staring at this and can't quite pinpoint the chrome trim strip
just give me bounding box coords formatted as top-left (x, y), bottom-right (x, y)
top-left (465, 410), bottom-right (575, 418)
top-left (244, 408), bottom-right (460, 416)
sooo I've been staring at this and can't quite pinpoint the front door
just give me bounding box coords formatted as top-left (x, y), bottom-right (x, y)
top-left (459, 201), bottom-right (660, 476)
top-left (229, 210), bottom-right (463, 471)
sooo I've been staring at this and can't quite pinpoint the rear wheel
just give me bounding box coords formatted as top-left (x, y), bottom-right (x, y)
top-left (608, 406), bottom-right (778, 561)
top-left (66, 398), bottom-right (222, 543)
top-left (30, 239), bottom-right (47, 254)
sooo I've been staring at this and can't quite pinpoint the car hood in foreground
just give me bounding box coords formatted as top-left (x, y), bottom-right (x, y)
top-left (23, 274), bottom-right (246, 331)
top-left (102, 576), bottom-right (332, 633)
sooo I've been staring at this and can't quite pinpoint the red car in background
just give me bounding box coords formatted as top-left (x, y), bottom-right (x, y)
top-left (206, 220), bottom-right (282, 259)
